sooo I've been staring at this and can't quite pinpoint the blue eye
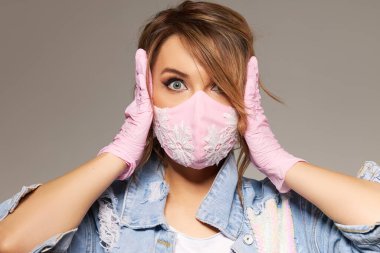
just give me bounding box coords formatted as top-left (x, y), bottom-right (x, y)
top-left (162, 78), bottom-right (188, 91)
top-left (162, 77), bottom-right (225, 95)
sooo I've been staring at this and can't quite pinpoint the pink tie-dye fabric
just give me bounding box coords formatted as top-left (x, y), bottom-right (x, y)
top-left (246, 194), bottom-right (297, 253)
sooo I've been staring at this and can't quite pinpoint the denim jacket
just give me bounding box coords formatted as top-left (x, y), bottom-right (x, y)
top-left (1, 151), bottom-right (380, 253)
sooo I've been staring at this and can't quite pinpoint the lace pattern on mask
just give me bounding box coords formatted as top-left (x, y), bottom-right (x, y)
top-left (153, 108), bottom-right (238, 167)
top-left (153, 108), bottom-right (195, 167)
top-left (204, 112), bottom-right (239, 166)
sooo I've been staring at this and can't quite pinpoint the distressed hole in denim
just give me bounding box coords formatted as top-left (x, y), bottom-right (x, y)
top-left (252, 194), bottom-right (280, 216)
top-left (97, 188), bottom-right (121, 252)
top-left (360, 161), bottom-right (380, 183)
top-left (140, 181), bottom-right (169, 204)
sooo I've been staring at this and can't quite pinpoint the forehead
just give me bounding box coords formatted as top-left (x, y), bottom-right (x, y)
top-left (154, 35), bottom-right (210, 81)
top-left (155, 34), bottom-right (193, 65)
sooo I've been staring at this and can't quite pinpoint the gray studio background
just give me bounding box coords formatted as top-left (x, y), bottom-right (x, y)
top-left (0, 0), bottom-right (379, 201)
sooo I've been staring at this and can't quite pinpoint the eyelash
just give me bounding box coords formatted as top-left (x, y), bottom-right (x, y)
top-left (162, 77), bottom-right (224, 94)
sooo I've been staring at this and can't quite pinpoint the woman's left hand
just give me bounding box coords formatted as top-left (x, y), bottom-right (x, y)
top-left (243, 56), bottom-right (307, 193)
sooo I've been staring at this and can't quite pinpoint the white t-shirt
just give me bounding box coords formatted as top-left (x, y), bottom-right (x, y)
top-left (168, 224), bottom-right (234, 253)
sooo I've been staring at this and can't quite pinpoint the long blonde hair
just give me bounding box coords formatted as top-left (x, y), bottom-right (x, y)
top-left (132, 0), bottom-right (284, 206)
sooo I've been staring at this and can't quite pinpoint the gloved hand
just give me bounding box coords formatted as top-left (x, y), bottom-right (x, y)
top-left (243, 56), bottom-right (307, 193)
top-left (97, 48), bottom-right (153, 180)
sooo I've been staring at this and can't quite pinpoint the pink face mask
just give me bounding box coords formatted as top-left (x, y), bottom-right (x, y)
top-left (152, 90), bottom-right (239, 169)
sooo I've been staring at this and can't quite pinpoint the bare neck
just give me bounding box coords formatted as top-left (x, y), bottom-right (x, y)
top-left (163, 155), bottom-right (223, 205)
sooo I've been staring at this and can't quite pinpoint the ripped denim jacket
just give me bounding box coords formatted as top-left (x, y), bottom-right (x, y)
top-left (1, 151), bottom-right (380, 252)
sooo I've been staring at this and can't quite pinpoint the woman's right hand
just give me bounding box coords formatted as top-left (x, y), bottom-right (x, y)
top-left (97, 48), bottom-right (153, 180)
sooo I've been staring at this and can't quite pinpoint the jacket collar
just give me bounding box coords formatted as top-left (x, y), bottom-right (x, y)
top-left (120, 151), bottom-right (245, 240)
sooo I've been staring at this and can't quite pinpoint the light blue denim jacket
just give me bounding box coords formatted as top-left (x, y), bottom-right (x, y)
top-left (1, 151), bottom-right (380, 252)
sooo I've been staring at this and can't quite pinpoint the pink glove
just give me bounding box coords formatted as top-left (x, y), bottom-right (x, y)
top-left (243, 56), bottom-right (307, 193)
top-left (97, 48), bottom-right (153, 180)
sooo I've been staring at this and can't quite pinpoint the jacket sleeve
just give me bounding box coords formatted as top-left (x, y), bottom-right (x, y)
top-left (0, 183), bottom-right (79, 252)
top-left (333, 160), bottom-right (380, 250)
top-left (289, 160), bottom-right (380, 252)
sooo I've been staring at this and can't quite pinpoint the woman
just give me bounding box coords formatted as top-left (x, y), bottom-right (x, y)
top-left (0, 1), bottom-right (379, 252)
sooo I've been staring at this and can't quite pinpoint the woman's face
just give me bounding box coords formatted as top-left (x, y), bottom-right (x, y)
top-left (151, 34), bottom-right (232, 108)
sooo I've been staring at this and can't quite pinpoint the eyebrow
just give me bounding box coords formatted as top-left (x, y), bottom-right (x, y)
top-left (160, 67), bottom-right (189, 78)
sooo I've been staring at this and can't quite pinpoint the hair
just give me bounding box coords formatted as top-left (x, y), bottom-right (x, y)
top-left (131, 0), bottom-right (284, 207)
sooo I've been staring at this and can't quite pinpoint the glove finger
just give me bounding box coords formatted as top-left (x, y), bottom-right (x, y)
top-left (244, 56), bottom-right (259, 102)
top-left (135, 48), bottom-right (148, 96)
top-left (135, 48), bottom-right (153, 106)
